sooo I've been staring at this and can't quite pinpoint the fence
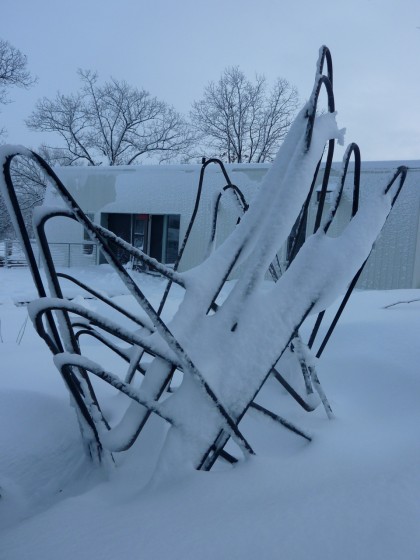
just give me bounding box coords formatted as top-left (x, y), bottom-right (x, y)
top-left (0, 240), bottom-right (98, 268)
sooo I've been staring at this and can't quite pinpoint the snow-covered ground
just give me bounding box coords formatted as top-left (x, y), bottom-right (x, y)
top-left (0, 266), bottom-right (419, 560)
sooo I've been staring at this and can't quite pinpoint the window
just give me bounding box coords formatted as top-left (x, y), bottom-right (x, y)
top-left (102, 212), bottom-right (180, 268)
top-left (83, 213), bottom-right (95, 254)
top-left (133, 214), bottom-right (149, 251)
top-left (165, 215), bottom-right (180, 264)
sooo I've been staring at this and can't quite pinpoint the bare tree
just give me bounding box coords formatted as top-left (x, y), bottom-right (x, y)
top-left (0, 39), bottom-right (36, 138)
top-left (0, 36), bottom-right (42, 236)
top-left (0, 147), bottom-right (57, 240)
top-left (191, 67), bottom-right (299, 163)
top-left (0, 151), bottom-right (51, 239)
top-left (27, 70), bottom-right (193, 165)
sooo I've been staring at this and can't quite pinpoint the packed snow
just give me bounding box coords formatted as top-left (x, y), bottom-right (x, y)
top-left (0, 266), bottom-right (419, 559)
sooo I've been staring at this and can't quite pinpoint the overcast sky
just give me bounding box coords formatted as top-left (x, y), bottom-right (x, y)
top-left (1, 0), bottom-right (419, 162)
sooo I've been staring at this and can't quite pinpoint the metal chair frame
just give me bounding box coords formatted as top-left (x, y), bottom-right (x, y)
top-left (0, 46), bottom-right (408, 471)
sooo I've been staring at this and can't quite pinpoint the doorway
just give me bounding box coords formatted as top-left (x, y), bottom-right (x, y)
top-left (102, 213), bottom-right (180, 267)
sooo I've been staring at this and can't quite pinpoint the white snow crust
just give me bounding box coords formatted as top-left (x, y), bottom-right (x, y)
top-left (1, 93), bottom-right (419, 560)
top-left (0, 267), bottom-right (419, 559)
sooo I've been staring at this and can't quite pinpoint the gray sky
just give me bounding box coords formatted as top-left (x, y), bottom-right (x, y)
top-left (1, 0), bottom-right (419, 162)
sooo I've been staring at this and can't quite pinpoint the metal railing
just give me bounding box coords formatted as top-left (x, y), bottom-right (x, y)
top-left (0, 239), bottom-right (97, 268)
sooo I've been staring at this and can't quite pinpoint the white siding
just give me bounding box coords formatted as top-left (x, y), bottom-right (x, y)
top-left (43, 161), bottom-right (420, 289)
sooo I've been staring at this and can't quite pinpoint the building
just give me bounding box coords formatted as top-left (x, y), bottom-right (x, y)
top-left (46, 163), bottom-right (268, 271)
top-left (43, 160), bottom-right (420, 289)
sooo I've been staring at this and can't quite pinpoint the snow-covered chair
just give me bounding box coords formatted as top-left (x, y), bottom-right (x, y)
top-left (0, 46), bottom-right (408, 474)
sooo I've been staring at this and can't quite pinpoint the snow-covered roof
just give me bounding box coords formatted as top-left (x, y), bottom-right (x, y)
top-left (44, 160), bottom-right (420, 215)
top-left (47, 163), bottom-right (270, 214)
top-left (330, 159), bottom-right (420, 173)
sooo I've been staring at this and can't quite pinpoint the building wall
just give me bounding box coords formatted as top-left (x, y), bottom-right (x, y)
top-left (43, 161), bottom-right (420, 289)
top-left (45, 163), bottom-right (271, 271)
top-left (305, 163), bottom-right (420, 289)
top-left (356, 165), bottom-right (420, 289)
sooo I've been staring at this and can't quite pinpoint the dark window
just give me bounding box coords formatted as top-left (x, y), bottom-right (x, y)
top-left (107, 213), bottom-right (132, 264)
top-left (165, 215), bottom-right (180, 264)
top-left (150, 215), bottom-right (164, 260)
top-left (83, 213), bottom-right (95, 254)
top-left (133, 214), bottom-right (149, 251)
top-left (102, 212), bottom-right (180, 268)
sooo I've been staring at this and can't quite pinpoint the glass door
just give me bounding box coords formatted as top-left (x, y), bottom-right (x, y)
top-left (133, 214), bottom-right (149, 252)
